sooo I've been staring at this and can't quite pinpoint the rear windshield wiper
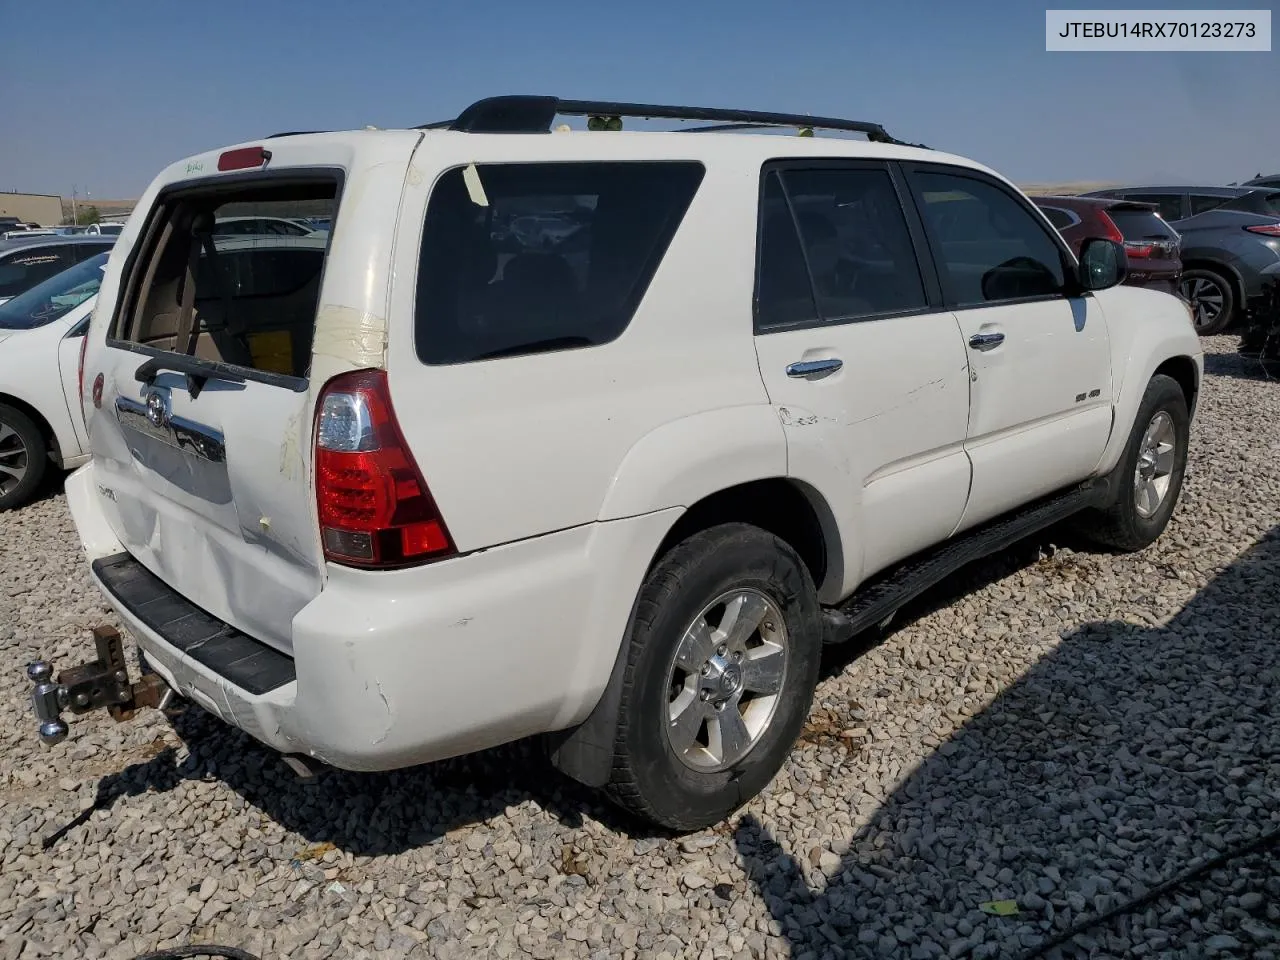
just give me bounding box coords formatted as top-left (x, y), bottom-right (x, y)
top-left (135, 354), bottom-right (247, 400)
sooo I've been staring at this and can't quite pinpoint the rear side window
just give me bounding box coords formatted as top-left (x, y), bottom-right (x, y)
top-left (1189, 194), bottom-right (1229, 216)
top-left (1108, 208), bottom-right (1178, 240)
top-left (756, 166), bottom-right (927, 330)
top-left (111, 178), bottom-right (338, 380)
top-left (1039, 206), bottom-right (1078, 230)
top-left (415, 161), bottom-right (704, 365)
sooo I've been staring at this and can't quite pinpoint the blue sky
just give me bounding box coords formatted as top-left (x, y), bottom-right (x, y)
top-left (1, 0), bottom-right (1276, 199)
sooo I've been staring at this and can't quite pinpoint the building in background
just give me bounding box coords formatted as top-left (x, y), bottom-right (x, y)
top-left (0, 191), bottom-right (64, 226)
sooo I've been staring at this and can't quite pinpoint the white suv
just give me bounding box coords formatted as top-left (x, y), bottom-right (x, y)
top-left (37, 96), bottom-right (1203, 831)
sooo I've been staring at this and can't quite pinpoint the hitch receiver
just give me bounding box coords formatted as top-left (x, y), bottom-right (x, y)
top-left (27, 626), bottom-right (168, 746)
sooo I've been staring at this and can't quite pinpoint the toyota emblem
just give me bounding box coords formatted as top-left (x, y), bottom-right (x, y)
top-left (144, 390), bottom-right (168, 428)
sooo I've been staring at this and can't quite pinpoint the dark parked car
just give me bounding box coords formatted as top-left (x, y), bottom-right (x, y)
top-left (1244, 174), bottom-right (1280, 190)
top-left (1079, 185), bottom-right (1280, 334)
top-left (0, 236), bottom-right (115, 305)
top-left (1032, 195), bottom-right (1181, 295)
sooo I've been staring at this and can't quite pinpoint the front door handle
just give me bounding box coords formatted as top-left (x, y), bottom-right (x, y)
top-left (786, 358), bottom-right (843, 378)
top-left (968, 331), bottom-right (1005, 350)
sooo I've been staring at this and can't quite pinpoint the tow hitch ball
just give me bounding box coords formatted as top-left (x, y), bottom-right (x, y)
top-left (27, 626), bottom-right (169, 746)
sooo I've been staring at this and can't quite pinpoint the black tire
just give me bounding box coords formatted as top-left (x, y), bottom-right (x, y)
top-left (1078, 374), bottom-right (1189, 552)
top-left (1180, 268), bottom-right (1235, 335)
top-left (603, 523), bottom-right (822, 831)
top-left (0, 404), bottom-right (47, 511)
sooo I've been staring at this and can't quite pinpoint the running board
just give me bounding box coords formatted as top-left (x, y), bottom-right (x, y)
top-left (822, 481), bottom-right (1107, 644)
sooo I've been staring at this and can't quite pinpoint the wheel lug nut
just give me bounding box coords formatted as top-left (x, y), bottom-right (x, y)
top-left (764, 621), bottom-right (775, 631)
top-left (700, 690), bottom-right (711, 701)
top-left (701, 664), bottom-right (711, 676)
top-left (716, 644), bottom-right (727, 656)
top-left (734, 651), bottom-right (743, 662)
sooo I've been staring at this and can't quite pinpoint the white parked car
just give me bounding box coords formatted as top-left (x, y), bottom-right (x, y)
top-left (0, 252), bottom-right (106, 508)
top-left (34, 97), bottom-right (1203, 831)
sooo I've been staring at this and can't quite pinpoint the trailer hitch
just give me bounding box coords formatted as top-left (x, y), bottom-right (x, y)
top-left (27, 626), bottom-right (170, 746)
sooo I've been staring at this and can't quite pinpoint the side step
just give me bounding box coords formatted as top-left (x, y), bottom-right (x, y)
top-left (823, 481), bottom-right (1107, 644)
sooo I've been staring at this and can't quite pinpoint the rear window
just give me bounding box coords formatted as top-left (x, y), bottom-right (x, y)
top-left (1038, 206), bottom-right (1078, 230)
top-left (1107, 208), bottom-right (1178, 241)
top-left (415, 161), bottom-right (705, 365)
top-left (0, 251), bottom-right (107, 329)
top-left (111, 178), bottom-right (337, 379)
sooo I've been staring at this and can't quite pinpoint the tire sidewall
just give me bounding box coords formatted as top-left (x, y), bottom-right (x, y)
top-left (1182, 269), bottom-right (1233, 334)
top-left (1112, 376), bottom-right (1190, 544)
top-left (622, 526), bottom-right (821, 829)
top-left (0, 405), bottom-right (46, 510)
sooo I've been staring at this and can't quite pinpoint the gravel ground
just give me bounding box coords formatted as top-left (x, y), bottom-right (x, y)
top-left (1, 335), bottom-right (1277, 960)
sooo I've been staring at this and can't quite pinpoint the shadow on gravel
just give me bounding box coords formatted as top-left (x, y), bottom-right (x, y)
top-left (1202, 351), bottom-right (1278, 383)
top-left (738, 525), bottom-right (1280, 959)
top-left (52, 711), bottom-right (661, 857)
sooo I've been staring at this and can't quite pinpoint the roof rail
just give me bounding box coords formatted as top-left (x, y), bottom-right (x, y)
top-left (417, 96), bottom-right (928, 148)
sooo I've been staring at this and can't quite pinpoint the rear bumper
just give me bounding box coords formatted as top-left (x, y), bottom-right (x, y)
top-left (65, 461), bottom-right (678, 771)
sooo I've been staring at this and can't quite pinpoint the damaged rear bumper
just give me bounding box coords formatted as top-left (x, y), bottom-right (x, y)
top-left (60, 460), bottom-right (677, 772)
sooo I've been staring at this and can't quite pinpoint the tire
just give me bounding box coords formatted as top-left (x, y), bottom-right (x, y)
top-left (1179, 268), bottom-right (1235, 335)
top-left (603, 523), bottom-right (822, 831)
top-left (0, 404), bottom-right (47, 511)
top-left (1078, 374), bottom-right (1189, 552)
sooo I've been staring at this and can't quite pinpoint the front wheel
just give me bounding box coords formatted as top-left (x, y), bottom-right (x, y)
top-left (1077, 374), bottom-right (1190, 552)
top-left (603, 523), bottom-right (822, 831)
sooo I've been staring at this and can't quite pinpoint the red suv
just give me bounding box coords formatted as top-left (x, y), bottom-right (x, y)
top-left (1032, 195), bottom-right (1182, 295)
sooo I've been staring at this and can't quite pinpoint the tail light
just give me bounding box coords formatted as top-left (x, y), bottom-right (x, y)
top-left (1244, 224), bottom-right (1280, 237)
top-left (1122, 241), bottom-right (1156, 259)
top-left (77, 334), bottom-right (88, 410)
top-left (1097, 212), bottom-right (1125, 245)
top-left (314, 369), bottom-right (454, 568)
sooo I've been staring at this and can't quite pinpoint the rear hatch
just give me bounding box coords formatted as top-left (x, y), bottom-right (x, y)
top-left (1105, 202), bottom-right (1182, 291)
top-left (84, 136), bottom-right (414, 654)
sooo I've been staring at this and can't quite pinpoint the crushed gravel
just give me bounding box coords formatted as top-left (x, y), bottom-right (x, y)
top-left (1, 335), bottom-right (1277, 960)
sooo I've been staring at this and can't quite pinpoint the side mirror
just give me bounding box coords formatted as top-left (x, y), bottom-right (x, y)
top-left (1077, 237), bottom-right (1127, 291)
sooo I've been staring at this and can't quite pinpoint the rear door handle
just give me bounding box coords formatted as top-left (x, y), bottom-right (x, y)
top-left (786, 358), bottom-right (843, 378)
top-left (968, 332), bottom-right (1005, 350)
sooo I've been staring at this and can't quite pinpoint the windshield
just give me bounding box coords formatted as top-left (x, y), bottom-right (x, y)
top-left (0, 251), bottom-right (108, 330)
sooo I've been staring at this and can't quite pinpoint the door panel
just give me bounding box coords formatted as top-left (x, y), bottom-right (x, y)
top-left (751, 164), bottom-right (972, 593)
top-left (904, 164), bottom-right (1114, 531)
top-left (952, 298), bottom-right (1112, 528)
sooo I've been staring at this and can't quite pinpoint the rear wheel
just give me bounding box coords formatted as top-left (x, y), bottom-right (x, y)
top-left (1179, 268), bottom-right (1234, 334)
top-left (604, 523), bottom-right (822, 831)
top-left (0, 404), bottom-right (47, 511)
top-left (1077, 374), bottom-right (1189, 552)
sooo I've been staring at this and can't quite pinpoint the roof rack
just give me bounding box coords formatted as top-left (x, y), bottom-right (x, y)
top-left (415, 96), bottom-right (928, 148)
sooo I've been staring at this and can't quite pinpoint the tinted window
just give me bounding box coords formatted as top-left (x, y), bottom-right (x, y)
top-left (1126, 193), bottom-right (1184, 222)
top-left (780, 167), bottom-right (927, 322)
top-left (415, 161), bottom-right (704, 365)
top-left (1250, 192), bottom-right (1280, 217)
top-left (756, 172), bottom-right (819, 329)
top-left (1189, 194), bottom-right (1228, 216)
top-left (0, 245), bottom-right (79, 299)
top-left (1108, 209), bottom-right (1178, 240)
top-left (0, 251), bottom-right (107, 329)
top-left (1039, 206), bottom-right (1077, 230)
top-left (913, 172), bottom-right (1065, 306)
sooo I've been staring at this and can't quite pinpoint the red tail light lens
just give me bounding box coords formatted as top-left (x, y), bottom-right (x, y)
top-left (1098, 212), bottom-right (1125, 245)
top-left (1245, 223), bottom-right (1280, 237)
top-left (77, 334), bottom-right (89, 410)
top-left (1123, 241), bottom-right (1155, 259)
top-left (314, 369), bottom-right (454, 568)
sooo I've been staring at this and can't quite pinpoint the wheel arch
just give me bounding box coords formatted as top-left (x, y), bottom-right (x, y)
top-left (0, 392), bottom-right (60, 461)
top-left (552, 475), bottom-right (843, 790)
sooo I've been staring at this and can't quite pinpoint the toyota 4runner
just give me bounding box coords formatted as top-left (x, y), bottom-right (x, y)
top-left (29, 96), bottom-right (1204, 831)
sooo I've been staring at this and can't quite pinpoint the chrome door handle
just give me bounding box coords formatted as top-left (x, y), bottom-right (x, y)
top-left (786, 358), bottom-right (843, 378)
top-left (968, 332), bottom-right (1005, 350)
